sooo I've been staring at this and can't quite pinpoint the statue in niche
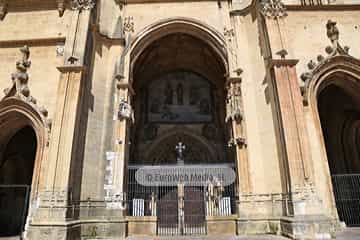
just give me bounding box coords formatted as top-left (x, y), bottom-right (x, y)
top-left (189, 87), bottom-right (199, 105)
top-left (164, 83), bottom-right (173, 105)
top-left (199, 98), bottom-right (210, 114)
top-left (176, 82), bottom-right (184, 105)
top-left (150, 98), bottom-right (161, 113)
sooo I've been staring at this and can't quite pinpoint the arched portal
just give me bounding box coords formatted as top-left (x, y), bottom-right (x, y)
top-left (125, 20), bottom-right (236, 236)
top-left (316, 72), bottom-right (360, 226)
top-left (0, 126), bottom-right (37, 236)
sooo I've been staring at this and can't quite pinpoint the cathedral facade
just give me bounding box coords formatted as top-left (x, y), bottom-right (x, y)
top-left (0, 0), bottom-right (360, 239)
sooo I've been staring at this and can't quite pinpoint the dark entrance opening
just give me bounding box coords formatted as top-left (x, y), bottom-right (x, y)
top-left (318, 82), bottom-right (360, 226)
top-left (126, 31), bottom-right (236, 236)
top-left (0, 126), bottom-right (37, 236)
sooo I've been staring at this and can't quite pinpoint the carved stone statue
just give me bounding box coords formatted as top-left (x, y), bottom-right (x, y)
top-left (326, 20), bottom-right (339, 45)
top-left (118, 98), bottom-right (134, 122)
top-left (207, 177), bottom-right (224, 216)
top-left (225, 81), bottom-right (243, 123)
top-left (8, 45), bottom-right (31, 98)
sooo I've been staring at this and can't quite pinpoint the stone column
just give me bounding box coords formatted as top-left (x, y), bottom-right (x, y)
top-left (27, 5), bottom-right (93, 240)
top-left (111, 78), bottom-right (133, 214)
top-left (270, 58), bottom-right (334, 238)
top-left (270, 59), bottom-right (313, 194)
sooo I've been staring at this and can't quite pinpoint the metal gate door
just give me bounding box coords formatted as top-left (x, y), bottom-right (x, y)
top-left (332, 174), bottom-right (360, 226)
top-left (157, 186), bottom-right (206, 235)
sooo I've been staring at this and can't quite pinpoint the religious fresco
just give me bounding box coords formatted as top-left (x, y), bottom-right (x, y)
top-left (147, 71), bottom-right (213, 123)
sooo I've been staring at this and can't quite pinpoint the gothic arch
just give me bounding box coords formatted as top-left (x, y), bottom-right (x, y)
top-left (143, 127), bottom-right (219, 164)
top-left (303, 55), bottom-right (360, 222)
top-left (0, 96), bottom-right (50, 200)
top-left (304, 55), bottom-right (360, 155)
top-left (304, 55), bottom-right (360, 108)
top-left (115, 17), bottom-right (229, 86)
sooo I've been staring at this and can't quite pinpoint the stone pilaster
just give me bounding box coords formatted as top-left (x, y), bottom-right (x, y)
top-left (25, 6), bottom-right (93, 240)
top-left (270, 59), bottom-right (335, 239)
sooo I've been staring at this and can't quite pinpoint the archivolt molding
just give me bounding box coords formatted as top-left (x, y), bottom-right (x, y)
top-left (114, 17), bottom-right (229, 86)
top-left (143, 126), bottom-right (219, 164)
top-left (300, 20), bottom-right (360, 106)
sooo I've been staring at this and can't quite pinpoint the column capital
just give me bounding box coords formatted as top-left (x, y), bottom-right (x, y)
top-left (57, 65), bottom-right (86, 73)
top-left (269, 59), bottom-right (299, 68)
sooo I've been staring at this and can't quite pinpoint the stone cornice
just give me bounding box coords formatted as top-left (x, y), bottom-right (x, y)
top-left (0, 37), bottom-right (65, 48)
top-left (286, 3), bottom-right (360, 11)
top-left (270, 59), bottom-right (299, 68)
top-left (57, 65), bottom-right (86, 73)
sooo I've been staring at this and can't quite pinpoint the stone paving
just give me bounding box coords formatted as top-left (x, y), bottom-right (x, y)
top-left (0, 228), bottom-right (359, 240)
top-left (127, 228), bottom-right (360, 240)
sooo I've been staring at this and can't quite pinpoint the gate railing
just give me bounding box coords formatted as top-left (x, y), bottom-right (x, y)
top-left (0, 185), bottom-right (31, 237)
top-left (331, 174), bottom-right (360, 226)
top-left (126, 166), bottom-right (236, 235)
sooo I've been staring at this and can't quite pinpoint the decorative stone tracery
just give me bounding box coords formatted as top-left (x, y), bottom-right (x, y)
top-left (260, 0), bottom-right (287, 19)
top-left (70, 0), bottom-right (96, 11)
top-left (2, 46), bottom-right (52, 132)
top-left (300, 20), bottom-right (353, 106)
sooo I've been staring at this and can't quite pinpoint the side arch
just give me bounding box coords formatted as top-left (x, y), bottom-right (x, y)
top-left (0, 97), bottom-right (50, 199)
top-left (304, 55), bottom-right (360, 221)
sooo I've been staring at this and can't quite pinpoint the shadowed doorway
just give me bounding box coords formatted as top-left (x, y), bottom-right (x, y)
top-left (318, 79), bottom-right (360, 226)
top-left (0, 126), bottom-right (37, 236)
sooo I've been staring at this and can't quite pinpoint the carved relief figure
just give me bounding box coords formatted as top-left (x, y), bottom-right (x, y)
top-left (176, 82), bottom-right (184, 105)
top-left (164, 83), bottom-right (173, 105)
top-left (189, 87), bottom-right (199, 105)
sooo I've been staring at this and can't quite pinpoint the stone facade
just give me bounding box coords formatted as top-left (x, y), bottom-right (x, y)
top-left (0, 0), bottom-right (360, 239)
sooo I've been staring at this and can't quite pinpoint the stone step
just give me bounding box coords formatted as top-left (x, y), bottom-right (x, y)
top-left (126, 235), bottom-right (289, 240)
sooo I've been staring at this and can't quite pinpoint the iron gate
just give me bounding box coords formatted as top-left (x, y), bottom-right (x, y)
top-left (127, 167), bottom-right (236, 235)
top-left (332, 174), bottom-right (360, 226)
top-left (0, 185), bottom-right (31, 237)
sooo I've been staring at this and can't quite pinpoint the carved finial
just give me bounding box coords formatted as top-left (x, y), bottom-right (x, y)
top-left (10, 46), bottom-right (31, 98)
top-left (260, 0), bottom-right (287, 19)
top-left (71, 0), bottom-right (95, 11)
top-left (68, 56), bottom-right (79, 64)
top-left (317, 54), bottom-right (325, 63)
top-left (307, 60), bottom-right (316, 70)
top-left (123, 16), bottom-right (134, 33)
top-left (326, 20), bottom-right (339, 44)
top-left (276, 49), bottom-right (288, 59)
top-left (0, 0), bottom-right (8, 20)
top-left (234, 68), bottom-right (243, 76)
